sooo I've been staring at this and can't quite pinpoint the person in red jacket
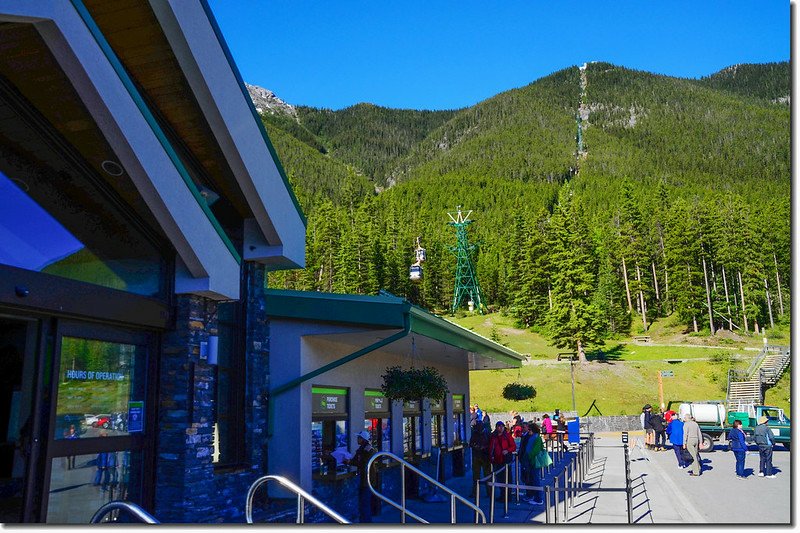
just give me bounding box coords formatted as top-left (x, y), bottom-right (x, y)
top-left (488, 421), bottom-right (516, 467)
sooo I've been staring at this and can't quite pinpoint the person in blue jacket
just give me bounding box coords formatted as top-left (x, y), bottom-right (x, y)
top-left (727, 419), bottom-right (748, 478)
top-left (665, 413), bottom-right (685, 468)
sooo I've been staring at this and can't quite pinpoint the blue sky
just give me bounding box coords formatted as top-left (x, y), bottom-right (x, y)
top-left (207, 1), bottom-right (789, 111)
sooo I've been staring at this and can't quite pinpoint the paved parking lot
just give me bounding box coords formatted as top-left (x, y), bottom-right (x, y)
top-left (371, 433), bottom-right (790, 524)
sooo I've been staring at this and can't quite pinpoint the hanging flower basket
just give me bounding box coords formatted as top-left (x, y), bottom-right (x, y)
top-left (380, 366), bottom-right (449, 403)
top-left (502, 382), bottom-right (537, 401)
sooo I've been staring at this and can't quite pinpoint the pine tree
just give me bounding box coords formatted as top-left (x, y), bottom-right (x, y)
top-left (546, 186), bottom-right (604, 363)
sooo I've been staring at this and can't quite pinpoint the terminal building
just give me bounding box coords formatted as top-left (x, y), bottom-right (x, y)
top-left (0, 0), bottom-right (522, 523)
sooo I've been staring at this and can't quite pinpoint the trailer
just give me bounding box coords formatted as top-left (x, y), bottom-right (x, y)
top-left (667, 400), bottom-right (791, 453)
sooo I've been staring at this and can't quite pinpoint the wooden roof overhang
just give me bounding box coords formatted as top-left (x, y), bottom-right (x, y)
top-left (0, 1), bottom-right (242, 299)
top-left (83, 0), bottom-right (306, 269)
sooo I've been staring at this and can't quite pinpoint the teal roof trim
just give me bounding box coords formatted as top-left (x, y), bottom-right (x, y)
top-left (69, 0), bottom-right (241, 265)
top-left (264, 289), bottom-right (408, 328)
top-left (408, 306), bottom-right (523, 367)
top-left (264, 289), bottom-right (523, 367)
top-left (198, 0), bottom-right (307, 227)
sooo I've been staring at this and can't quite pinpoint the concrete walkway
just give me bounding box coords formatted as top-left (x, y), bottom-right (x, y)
top-left (369, 433), bottom-right (791, 525)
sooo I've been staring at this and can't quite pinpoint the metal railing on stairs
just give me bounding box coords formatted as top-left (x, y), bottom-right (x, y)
top-left (365, 451), bottom-right (487, 524)
top-left (90, 501), bottom-right (160, 524)
top-left (245, 474), bottom-right (350, 524)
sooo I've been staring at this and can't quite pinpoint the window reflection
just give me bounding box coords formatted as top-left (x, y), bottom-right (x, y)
top-left (0, 168), bottom-right (163, 296)
top-left (55, 337), bottom-right (144, 440)
top-left (46, 451), bottom-right (141, 523)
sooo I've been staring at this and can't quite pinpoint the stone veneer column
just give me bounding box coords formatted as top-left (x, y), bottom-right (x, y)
top-left (154, 263), bottom-right (271, 523)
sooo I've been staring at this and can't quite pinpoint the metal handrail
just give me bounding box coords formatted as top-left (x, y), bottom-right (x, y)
top-left (365, 451), bottom-right (487, 524)
top-left (90, 501), bottom-right (159, 524)
top-left (245, 474), bottom-right (350, 524)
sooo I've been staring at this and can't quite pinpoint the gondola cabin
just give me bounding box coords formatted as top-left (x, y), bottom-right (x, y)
top-left (409, 265), bottom-right (423, 282)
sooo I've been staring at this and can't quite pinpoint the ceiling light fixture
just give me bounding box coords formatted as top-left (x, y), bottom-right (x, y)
top-left (101, 160), bottom-right (124, 176)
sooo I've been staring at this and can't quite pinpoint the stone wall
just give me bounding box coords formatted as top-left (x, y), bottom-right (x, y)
top-left (484, 412), bottom-right (641, 433)
top-left (154, 263), bottom-right (271, 523)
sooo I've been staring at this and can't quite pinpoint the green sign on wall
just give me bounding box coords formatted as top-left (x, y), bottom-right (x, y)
top-left (365, 390), bottom-right (389, 413)
top-left (312, 387), bottom-right (348, 416)
top-left (403, 400), bottom-right (420, 414)
top-left (453, 395), bottom-right (464, 412)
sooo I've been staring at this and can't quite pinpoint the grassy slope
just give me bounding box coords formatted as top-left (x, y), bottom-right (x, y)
top-left (451, 312), bottom-right (789, 415)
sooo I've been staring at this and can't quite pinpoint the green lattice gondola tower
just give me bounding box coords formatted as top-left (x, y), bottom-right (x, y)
top-left (448, 206), bottom-right (485, 314)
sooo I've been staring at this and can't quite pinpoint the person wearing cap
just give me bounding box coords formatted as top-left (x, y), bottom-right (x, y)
top-left (488, 420), bottom-right (516, 467)
top-left (346, 430), bottom-right (377, 522)
top-left (642, 405), bottom-right (655, 450)
top-left (754, 415), bottom-right (777, 478)
top-left (665, 413), bottom-right (686, 469)
top-left (683, 414), bottom-right (702, 476)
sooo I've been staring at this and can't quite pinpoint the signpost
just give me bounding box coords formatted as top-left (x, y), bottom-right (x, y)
top-left (658, 370), bottom-right (673, 410)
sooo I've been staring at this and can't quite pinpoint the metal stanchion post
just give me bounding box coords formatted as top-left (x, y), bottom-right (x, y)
top-left (624, 443), bottom-right (632, 524)
top-left (504, 466), bottom-right (509, 517)
top-left (450, 494), bottom-right (457, 524)
top-left (297, 495), bottom-right (305, 524)
top-left (401, 467), bottom-right (406, 524)
top-left (544, 485), bottom-right (551, 524)
top-left (569, 460), bottom-right (574, 508)
top-left (490, 469), bottom-right (496, 524)
top-left (475, 483), bottom-right (480, 525)
top-left (515, 455), bottom-right (520, 502)
top-left (553, 476), bottom-right (559, 524)
top-left (562, 470), bottom-right (568, 519)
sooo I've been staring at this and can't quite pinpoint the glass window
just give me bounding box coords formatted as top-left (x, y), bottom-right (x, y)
top-left (46, 450), bottom-right (142, 523)
top-left (311, 387), bottom-right (349, 476)
top-left (453, 395), bottom-right (466, 446)
top-left (364, 418), bottom-right (391, 452)
top-left (402, 400), bottom-right (422, 459)
top-left (0, 165), bottom-right (164, 297)
top-left (364, 390), bottom-right (390, 452)
top-left (213, 300), bottom-right (244, 466)
top-left (55, 337), bottom-right (145, 439)
top-left (312, 420), bottom-right (349, 475)
top-left (431, 415), bottom-right (443, 448)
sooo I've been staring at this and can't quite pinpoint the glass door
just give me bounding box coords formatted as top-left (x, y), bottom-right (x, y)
top-left (0, 315), bottom-right (41, 523)
top-left (43, 321), bottom-right (154, 524)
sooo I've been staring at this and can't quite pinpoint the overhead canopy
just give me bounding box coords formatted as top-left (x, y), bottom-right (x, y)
top-left (264, 289), bottom-right (523, 370)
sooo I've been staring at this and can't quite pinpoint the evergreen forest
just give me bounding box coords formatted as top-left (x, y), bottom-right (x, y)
top-left (261, 62), bottom-right (790, 360)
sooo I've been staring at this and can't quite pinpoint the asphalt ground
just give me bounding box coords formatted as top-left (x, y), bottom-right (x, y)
top-left (370, 432), bottom-right (790, 525)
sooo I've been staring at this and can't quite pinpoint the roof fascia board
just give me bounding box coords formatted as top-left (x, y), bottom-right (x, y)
top-left (264, 290), bottom-right (408, 328)
top-left (0, 0), bottom-right (240, 299)
top-left (409, 307), bottom-right (523, 368)
top-left (150, 0), bottom-right (306, 269)
top-left (68, 0), bottom-right (241, 267)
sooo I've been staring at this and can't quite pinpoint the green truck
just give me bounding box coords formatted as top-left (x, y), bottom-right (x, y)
top-left (669, 401), bottom-right (790, 453)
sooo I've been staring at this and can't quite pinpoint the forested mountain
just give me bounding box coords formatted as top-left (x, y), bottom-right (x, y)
top-left (296, 104), bottom-right (459, 187)
top-left (259, 61), bottom-right (790, 356)
top-left (695, 62), bottom-right (790, 103)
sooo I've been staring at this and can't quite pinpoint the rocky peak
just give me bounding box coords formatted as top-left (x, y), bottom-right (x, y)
top-left (245, 83), bottom-right (297, 119)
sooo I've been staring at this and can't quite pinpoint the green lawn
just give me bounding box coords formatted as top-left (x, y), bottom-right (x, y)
top-left (449, 312), bottom-right (788, 415)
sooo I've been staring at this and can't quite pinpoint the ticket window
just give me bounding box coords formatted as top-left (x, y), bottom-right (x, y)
top-left (430, 398), bottom-right (446, 449)
top-left (364, 390), bottom-right (391, 452)
top-left (452, 395), bottom-right (466, 447)
top-left (311, 387), bottom-right (349, 477)
top-left (402, 400), bottom-right (422, 460)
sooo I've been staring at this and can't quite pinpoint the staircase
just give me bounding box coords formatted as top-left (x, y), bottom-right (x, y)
top-left (726, 345), bottom-right (790, 409)
top-left (726, 378), bottom-right (763, 407)
top-left (755, 346), bottom-right (791, 386)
